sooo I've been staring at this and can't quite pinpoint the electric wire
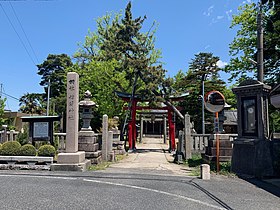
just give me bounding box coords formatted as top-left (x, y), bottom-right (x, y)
top-left (2, 86), bottom-right (11, 110)
top-left (0, 3), bottom-right (36, 66)
top-left (9, 2), bottom-right (39, 63)
top-left (1, 92), bottom-right (19, 101)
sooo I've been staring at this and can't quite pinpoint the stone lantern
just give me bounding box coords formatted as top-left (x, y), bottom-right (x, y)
top-left (231, 79), bottom-right (273, 177)
top-left (79, 90), bottom-right (97, 131)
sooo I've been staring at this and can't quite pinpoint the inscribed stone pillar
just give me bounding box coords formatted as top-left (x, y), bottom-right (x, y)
top-left (184, 114), bottom-right (192, 159)
top-left (66, 72), bottom-right (79, 153)
top-left (102, 114), bottom-right (108, 161)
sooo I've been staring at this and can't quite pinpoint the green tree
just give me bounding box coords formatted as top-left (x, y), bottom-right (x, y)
top-left (100, 2), bottom-right (165, 97)
top-left (75, 2), bottom-right (165, 97)
top-left (37, 54), bottom-right (73, 98)
top-left (0, 98), bottom-right (7, 127)
top-left (37, 54), bottom-right (73, 115)
top-left (19, 93), bottom-right (44, 115)
top-left (73, 2), bottom-right (168, 120)
top-left (174, 52), bottom-right (227, 133)
top-left (225, 0), bottom-right (280, 85)
top-left (71, 59), bottom-right (124, 118)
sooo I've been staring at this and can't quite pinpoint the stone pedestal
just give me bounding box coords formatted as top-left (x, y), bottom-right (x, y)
top-left (231, 139), bottom-right (273, 177)
top-left (51, 151), bottom-right (90, 172)
top-left (78, 131), bottom-right (102, 165)
top-left (202, 134), bottom-right (233, 163)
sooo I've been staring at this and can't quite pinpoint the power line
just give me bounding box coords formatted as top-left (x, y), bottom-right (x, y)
top-left (1, 92), bottom-right (19, 101)
top-left (0, 2), bottom-right (37, 66)
top-left (9, 1), bottom-right (39, 63)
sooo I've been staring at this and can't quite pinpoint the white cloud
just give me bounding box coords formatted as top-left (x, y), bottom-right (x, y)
top-left (203, 5), bottom-right (214, 17)
top-left (204, 45), bottom-right (210, 50)
top-left (226, 9), bottom-right (232, 20)
top-left (217, 16), bottom-right (224, 20)
top-left (217, 60), bottom-right (228, 68)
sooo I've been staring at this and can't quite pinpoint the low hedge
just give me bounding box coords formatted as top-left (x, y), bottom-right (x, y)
top-left (19, 144), bottom-right (37, 156)
top-left (38, 145), bottom-right (56, 157)
top-left (0, 141), bottom-right (21, 156)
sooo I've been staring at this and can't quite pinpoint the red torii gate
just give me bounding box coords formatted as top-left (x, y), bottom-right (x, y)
top-left (116, 91), bottom-right (185, 151)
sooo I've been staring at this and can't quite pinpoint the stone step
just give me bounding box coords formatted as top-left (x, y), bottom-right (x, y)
top-left (78, 143), bottom-right (99, 152)
top-left (85, 151), bottom-right (102, 158)
top-left (202, 154), bottom-right (232, 163)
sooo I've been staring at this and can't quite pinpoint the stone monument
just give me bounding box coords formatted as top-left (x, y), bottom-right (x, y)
top-left (51, 72), bottom-right (90, 171)
top-left (231, 79), bottom-right (273, 177)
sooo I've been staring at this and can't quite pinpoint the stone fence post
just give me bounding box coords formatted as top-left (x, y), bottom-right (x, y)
top-left (102, 115), bottom-right (108, 161)
top-left (184, 114), bottom-right (192, 159)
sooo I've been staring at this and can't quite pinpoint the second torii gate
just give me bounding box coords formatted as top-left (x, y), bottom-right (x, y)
top-left (116, 91), bottom-right (185, 151)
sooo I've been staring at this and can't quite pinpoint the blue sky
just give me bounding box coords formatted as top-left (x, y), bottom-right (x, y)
top-left (0, 0), bottom-right (254, 111)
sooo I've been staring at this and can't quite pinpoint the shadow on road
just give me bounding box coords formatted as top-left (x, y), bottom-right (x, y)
top-left (133, 148), bottom-right (165, 153)
top-left (240, 177), bottom-right (280, 198)
top-left (188, 179), bottom-right (234, 210)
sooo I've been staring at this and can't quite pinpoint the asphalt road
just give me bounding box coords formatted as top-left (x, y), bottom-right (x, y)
top-left (0, 170), bottom-right (279, 210)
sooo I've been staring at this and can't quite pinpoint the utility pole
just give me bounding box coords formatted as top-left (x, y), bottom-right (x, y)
top-left (46, 79), bottom-right (50, 116)
top-left (201, 74), bottom-right (206, 134)
top-left (0, 83), bottom-right (2, 98)
top-left (257, 0), bottom-right (264, 82)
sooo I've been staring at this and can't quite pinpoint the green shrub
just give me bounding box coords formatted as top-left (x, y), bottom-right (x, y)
top-left (187, 154), bottom-right (203, 167)
top-left (38, 145), bottom-right (56, 157)
top-left (0, 141), bottom-right (21, 156)
top-left (16, 125), bottom-right (29, 145)
top-left (19, 144), bottom-right (36, 156)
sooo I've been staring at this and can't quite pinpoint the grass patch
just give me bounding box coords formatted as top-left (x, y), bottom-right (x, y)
top-left (185, 154), bottom-right (235, 177)
top-left (88, 162), bottom-right (111, 171)
top-left (189, 167), bottom-right (201, 176)
top-left (186, 154), bottom-right (203, 167)
top-left (210, 161), bottom-right (236, 177)
top-left (115, 154), bottom-right (128, 161)
top-left (88, 153), bottom-right (128, 171)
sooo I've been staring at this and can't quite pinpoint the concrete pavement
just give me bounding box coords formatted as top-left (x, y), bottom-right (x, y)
top-left (108, 137), bottom-right (280, 191)
top-left (108, 137), bottom-right (194, 176)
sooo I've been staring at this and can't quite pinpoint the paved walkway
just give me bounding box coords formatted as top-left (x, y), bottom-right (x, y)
top-left (109, 137), bottom-right (193, 176)
top-left (108, 137), bottom-right (280, 190)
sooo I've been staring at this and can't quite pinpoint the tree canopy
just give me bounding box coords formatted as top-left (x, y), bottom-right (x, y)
top-left (225, 0), bottom-right (280, 85)
top-left (37, 54), bottom-right (73, 99)
top-left (172, 52), bottom-right (228, 133)
top-left (19, 93), bottom-right (44, 115)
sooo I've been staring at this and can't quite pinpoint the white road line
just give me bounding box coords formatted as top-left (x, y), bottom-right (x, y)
top-left (0, 174), bottom-right (226, 209)
top-left (83, 178), bottom-right (226, 210)
top-left (0, 174), bottom-right (77, 180)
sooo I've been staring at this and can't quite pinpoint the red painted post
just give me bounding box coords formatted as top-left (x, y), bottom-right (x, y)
top-left (168, 108), bottom-right (175, 151)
